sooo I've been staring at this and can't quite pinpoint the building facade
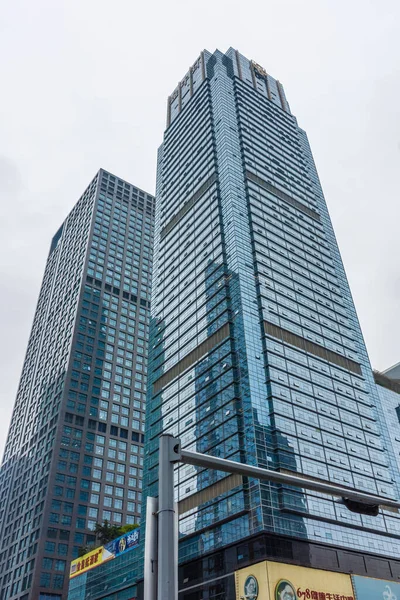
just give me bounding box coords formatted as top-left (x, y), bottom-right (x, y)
top-left (374, 368), bottom-right (400, 492)
top-left (0, 170), bottom-right (154, 600)
top-left (382, 362), bottom-right (400, 381)
top-left (144, 47), bottom-right (400, 578)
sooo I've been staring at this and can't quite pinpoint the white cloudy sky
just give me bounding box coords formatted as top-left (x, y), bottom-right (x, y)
top-left (1, 0), bottom-right (399, 457)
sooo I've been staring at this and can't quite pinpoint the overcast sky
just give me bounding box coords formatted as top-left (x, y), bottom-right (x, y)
top-left (1, 0), bottom-right (399, 457)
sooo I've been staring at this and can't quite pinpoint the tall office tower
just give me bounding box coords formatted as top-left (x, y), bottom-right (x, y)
top-left (145, 47), bottom-right (400, 578)
top-left (374, 368), bottom-right (400, 491)
top-left (0, 169), bottom-right (154, 600)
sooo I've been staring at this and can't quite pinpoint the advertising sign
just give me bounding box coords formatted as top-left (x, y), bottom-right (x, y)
top-left (69, 528), bottom-right (140, 579)
top-left (235, 561), bottom-right (354, 600)
top-left (69, 546), bottom-right (114, 578)
top-left (352, 575), bottom-right (400, 600)
top-left (105, 527), bottom-right (140, 558)
top-left (235, 561), bottom-right (269, 600)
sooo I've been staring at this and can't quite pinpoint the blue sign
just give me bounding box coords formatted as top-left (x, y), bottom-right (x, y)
top-left (105, 528), bottom-right (140, 557)
top-left (352, 575), bottom-right (400, 600)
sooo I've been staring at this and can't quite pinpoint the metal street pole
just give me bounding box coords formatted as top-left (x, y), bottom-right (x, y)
top-left (144, 497), bottom-right (158, 600)
top-left (157, 435), bottom-right (178, 600)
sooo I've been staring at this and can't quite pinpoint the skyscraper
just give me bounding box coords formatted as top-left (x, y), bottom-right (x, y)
top-left (374, 368), bottom-right (400, 492)
top-left (0, 169), bottom-right (154, 600)
top-left (144, 47), bottom-right (400, 580)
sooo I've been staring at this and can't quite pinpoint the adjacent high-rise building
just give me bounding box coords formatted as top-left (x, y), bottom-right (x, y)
top-left (144, 47), bottom-right (400, 593)
top-left (374, 367), bottom-right (400, 488)
top-left (0, 170), bottom-right (154, 600)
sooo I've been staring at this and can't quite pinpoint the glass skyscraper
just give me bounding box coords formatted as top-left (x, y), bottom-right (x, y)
top-left (374, 368), bottom-right (400, 491)
top-left (145, 47), bottom-right (400, 573)
top-left (0, 169), bottom-right (154, 600)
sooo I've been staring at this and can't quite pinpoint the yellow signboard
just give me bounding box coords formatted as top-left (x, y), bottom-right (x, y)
top-left (69, 545), bottom-right (114, 578)
top-left (235, 560), bottom-right (354, 600)
top-left (235, 561), bottom-right (268, 600)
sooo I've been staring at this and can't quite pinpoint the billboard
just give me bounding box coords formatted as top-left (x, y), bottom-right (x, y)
top-left (235, 561), bottom-right (354, 600)
top-left (352, 575), bottom-right (400, 600)
top-left (69, 546), bottom-right (114, 579)
top-left (235, 561), bottom-right (269, 600)
top-left (69, 528), bottom-right (140, 579)
top-left (104, 527), bottom-right (140, 557)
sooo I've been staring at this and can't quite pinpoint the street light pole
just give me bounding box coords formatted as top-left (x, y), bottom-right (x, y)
top-left (157, 435), bottom-right (178, 600)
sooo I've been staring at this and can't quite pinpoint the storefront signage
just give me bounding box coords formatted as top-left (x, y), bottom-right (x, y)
top-left (69, 528), bottom-right (140, 579)
top-left (69, 546), bottom-right (114, 578)
top-left (235, 561), bottom-right (354, 600)
top-left (105, 527), bottom-right (140, 557)
top-left (352, 575), bottom-right (400, 600)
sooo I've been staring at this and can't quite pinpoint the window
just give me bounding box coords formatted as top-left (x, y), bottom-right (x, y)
top-left (40, 573), bottom-right (51, 588)
top-left (61, 515), bottom-right (72, 525)
top-left (47, 528), bottom-right (58, 539)
top-left (49, 513), bottom-right (59, 524)
top-left (42, 558), bottom-right (53, 570)
top-left (54, 560), bottom-right (65, 572)
top-left (58, 544), bottom-right (68, 555)
top-left (45, 542), bottom-right (55, 553)
top-left (53, 575), bottom-right (64, 589)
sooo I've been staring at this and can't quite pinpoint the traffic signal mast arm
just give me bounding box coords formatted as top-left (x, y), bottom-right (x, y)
top-left (178, 445), bottom-right (400, 512)
top-left (152, 435), bottom-right (400, 600)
